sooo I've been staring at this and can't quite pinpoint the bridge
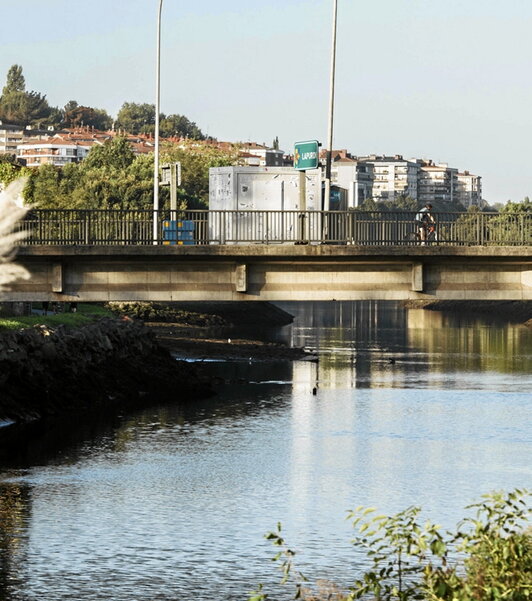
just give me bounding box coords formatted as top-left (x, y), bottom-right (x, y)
top-left (3, 209), bottom-right (531, 302)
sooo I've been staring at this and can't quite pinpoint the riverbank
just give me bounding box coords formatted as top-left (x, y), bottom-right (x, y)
top-left (0, 301), bottom-right (309, 431)
top-left (0, 318), bottom-right (213, 427)
top-left (145, 322), bottom-right (310, 360)
top-left (403, 300), bottom-right (532, 325)
top-left (114, 301), bottom-right (312, 360)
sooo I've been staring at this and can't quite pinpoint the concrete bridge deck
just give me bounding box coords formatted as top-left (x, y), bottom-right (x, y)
top-left (5, 244), bottom-right (531, 302)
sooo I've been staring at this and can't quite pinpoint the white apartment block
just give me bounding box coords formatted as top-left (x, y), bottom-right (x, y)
top-left (0, 122), bottom-right (24, 154)
top-left (357, 155), bottom-right (420, 201)
top-left (456, 171), bottom-right (482, 207)
top-left (332, 159), bottom-right (374, 207)
top-left (418, 161), bottom-right (458, 204)
top-left (17, 139), bottom-right (90, 167)
top-left (326, 152), bottom-right (482, 207)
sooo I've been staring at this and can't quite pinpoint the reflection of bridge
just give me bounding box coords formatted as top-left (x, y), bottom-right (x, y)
top-left (5, 210), bottom-right (531, 302)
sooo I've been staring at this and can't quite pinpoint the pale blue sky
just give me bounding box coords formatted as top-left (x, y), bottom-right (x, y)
top-left (2, 0), bottom-right (532, 203)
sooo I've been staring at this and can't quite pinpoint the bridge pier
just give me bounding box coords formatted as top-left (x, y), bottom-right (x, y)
top-left (412, 263), bottom-right (424, 292)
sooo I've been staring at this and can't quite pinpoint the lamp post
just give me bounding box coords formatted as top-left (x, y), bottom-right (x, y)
top-left (153, 0), bottom-right (163, 242)
top-left (324, 0), bottom-right (338, 212)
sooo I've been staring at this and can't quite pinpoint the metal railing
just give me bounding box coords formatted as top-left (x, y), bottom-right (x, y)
top-left (17, 209), bottom-right (532, 246)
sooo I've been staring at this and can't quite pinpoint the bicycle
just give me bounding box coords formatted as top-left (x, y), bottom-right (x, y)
top-left (403, 222), bottom-right (439, 244)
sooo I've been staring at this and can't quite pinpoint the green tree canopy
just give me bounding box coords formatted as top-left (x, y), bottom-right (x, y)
top-left (116, 102), bottom-right (206, 139)
top-left (82, 137), bottom-right (135, 170)
top-left (2, 65), bottom-right (25, 94)
top-left (161, 140), bottom-right (241, 208)
top-left (64, 105), bottom-right (113, 130)
top-left (499, 197), bottom-right (531, 213)
top-left (23, 138), bottom-right (240, 211)
top-left (0, 157), bottom-right (30, 186)
top-left (115, 102), bottom-right (155, 134)
top-left (0, 65), bottom-right (51, 126)
top-left (160, 114), bottom-right (205, 140)
top-left (64, 100), bottom-right (78, 114)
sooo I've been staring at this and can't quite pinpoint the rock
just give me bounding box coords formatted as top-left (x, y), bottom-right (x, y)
top-left (0, 319), bottom-right (213, 427)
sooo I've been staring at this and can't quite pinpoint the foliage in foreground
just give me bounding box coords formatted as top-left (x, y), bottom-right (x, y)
top-left (251, 489), bottom-right (531, 601)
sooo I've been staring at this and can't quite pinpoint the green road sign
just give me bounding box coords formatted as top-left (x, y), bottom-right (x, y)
top-left (294, 140), bottom-right (320, 170)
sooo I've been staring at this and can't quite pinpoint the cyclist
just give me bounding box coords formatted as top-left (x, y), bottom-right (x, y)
top-left (414, 203), bottom-right (435, 243)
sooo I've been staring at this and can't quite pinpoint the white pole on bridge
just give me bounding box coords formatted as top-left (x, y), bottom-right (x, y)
top-left (153, 0), bottom-right (163, 243)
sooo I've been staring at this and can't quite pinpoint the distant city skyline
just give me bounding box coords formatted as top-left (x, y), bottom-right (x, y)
top-left (2, 0), bottom-right (531, 203)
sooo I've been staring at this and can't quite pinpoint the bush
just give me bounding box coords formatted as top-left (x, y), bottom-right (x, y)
top-left (254, 489), bottom-right (531, 601)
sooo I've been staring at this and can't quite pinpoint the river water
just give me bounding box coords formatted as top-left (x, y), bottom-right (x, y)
top-left (0, 302), bottom-right (530, 601)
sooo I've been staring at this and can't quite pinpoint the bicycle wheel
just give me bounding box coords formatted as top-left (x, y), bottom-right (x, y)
top-left (403, 231), bottom-right (420, 243)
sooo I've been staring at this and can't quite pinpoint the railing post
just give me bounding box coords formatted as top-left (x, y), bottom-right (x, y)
top-left (84, 211), bottom-right (90, 245)
top-left (222, 211), bottom-right (226, 244)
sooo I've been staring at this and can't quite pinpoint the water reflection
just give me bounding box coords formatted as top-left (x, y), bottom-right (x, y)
top-left (0, 302), bottom-right (530, 601)
top-left (278, 301), bottom-right (531, 390)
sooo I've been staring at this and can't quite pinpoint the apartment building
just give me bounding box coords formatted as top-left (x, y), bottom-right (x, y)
top-left (16, 127), bottom-right (155, 166)
top-left (417, 160), bottom-right (458, 204)
top-left (320, 150), bottom-right (482, 207)
top-left (0, 122), bottom-right (24, 154)
top-left (456, 171), bottom-right (482, 207)
top-left (332, 158), bottom-right (374, 207)
top-left (17, 137), bottom-right (91, 167)
top-left (238, 142), bottom-right (284, 166)
top-left (357, 155), bottom-right (420, 201)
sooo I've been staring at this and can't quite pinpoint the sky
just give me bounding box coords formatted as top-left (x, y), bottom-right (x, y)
top-left (2, 0), bottom-right (532, 203)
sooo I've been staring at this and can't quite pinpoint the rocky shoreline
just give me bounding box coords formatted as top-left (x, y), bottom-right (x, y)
top-left (0, 300), bottom-right (310, 442)
top-left (0, 318), bottom-right (213, 427)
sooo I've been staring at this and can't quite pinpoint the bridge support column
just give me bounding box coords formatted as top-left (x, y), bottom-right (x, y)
top-left (235, 264), bottom-right (247, 293)
top-left (52, 263), bottom-right (63, 293)
top-left (411, 262), bottom-right (424, 292)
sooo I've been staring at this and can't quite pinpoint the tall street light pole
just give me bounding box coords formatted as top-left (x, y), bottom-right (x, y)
top-left (153, 0), bottom-right (163, 242)
top-left (324, 0), bottom-right (338, 212)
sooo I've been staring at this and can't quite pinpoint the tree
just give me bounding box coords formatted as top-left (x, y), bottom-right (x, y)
top-left (64, 105), bottom-right (112, 130)
top-left (115, 102), bottom-right (155, 134)
top-left (116, 102), bottom-right (206, 139)
top-left (2, 65), bottom-right (25, 95)
top-left (272, 136), bottom-right (279, 150)
top-left (0, 65), bottom-right (51, 126)
top-left (161, 140), bottom-right (241, 208)
top-left (160, 114), bottom-right (205, 140)
top-left (51, 106), bottom-right (66, 128)
top-left (82, 137), bottom-right (135, 170)
top-left (0, 153), bottom-right (28, 188)
top-left (64, 100), bottom-right (79, 114)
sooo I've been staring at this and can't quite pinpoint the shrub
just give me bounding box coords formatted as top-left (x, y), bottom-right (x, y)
top-left (254, 489), bottom-right (531, 601)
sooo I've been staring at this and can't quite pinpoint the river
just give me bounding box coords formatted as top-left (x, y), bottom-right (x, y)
top-left (0, 301), bottom-right (530, 601)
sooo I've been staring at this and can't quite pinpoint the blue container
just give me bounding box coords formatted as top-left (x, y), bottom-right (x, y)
top-left (162, 220), bottom-right (195, 245)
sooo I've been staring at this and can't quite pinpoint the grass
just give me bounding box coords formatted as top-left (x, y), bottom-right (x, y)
top-left (0, 303), bottom-right (114, 330)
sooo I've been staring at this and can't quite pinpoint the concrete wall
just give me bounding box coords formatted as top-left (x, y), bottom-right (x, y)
top-left (2, 245), bottom-right (530, 303)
